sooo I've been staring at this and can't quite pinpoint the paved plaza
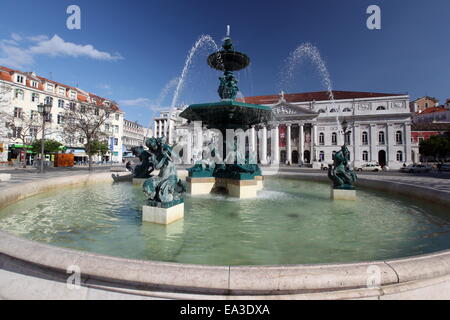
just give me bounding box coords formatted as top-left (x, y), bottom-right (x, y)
top-left (1, 164), bottom-right (450, 195)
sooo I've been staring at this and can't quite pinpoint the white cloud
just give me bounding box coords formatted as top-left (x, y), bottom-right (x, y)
top-left (118, 98), bottom-right (167, 111)
top-left (119, 98), bottom-right (152, 107)
top-left (10, 33), bottom-right (22, 42)
top-left (0, 43), bottom-right (34, 69)
top-left (27, 35), bottom-right (49, 42)
top-left (29, 35), bottom-right (123, 61)
top-left (0, 34), bottom-right (123, 69)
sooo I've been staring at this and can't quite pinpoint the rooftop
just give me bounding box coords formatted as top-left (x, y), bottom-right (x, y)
top-left (238, 91), bottom-right (406, 105)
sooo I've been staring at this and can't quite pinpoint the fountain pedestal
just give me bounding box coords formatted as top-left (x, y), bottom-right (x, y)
top-left (187, 175), bottom-right (263, 199)
top-left (331, 189), bottom-right (356, 201)
top-left (142, 202), bottom-right (184, 225)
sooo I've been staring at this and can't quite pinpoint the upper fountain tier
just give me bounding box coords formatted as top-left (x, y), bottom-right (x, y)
top-left (180, 33), bottom-right (272, 131)
top-left (207, 37), bottom-right (250, 72)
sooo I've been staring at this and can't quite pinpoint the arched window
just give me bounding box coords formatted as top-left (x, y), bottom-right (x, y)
top-left (376, 106), bottom-right (386, 111)
top-left (396, 131), bottom-right (403, 144)
top-left (331, 132), bottom-right (337, 145)
top-left (396, 151), bottom-right (403, 162)
top-left (319, 132), bottom-right (325, 145)
top-left (362, 151), bottom-right (369, 161)
top-left (379, 131), bottom-right (385, 145)
top-left (319, 151), bottom-right (325, 162)
top-left (362, 131), bottom-right (368, 145)
top-left (329, 108), bottom-right (337, 113)
top-left (318, 109), bottom-right (325, 113)
top-left (45, 96), bottom-right (53, 105)
top-left (342, 108), bottom-right (351, 112)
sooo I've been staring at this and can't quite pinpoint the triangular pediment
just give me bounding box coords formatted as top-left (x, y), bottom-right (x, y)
top-left (271, 101), bottom-right (318, 116)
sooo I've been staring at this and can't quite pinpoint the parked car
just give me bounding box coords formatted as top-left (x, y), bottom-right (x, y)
top-left (355, 163), bottom-right (382, 172)
top-left (440, 163), bottom-right (450, 172)
top-left (400, 164), bottom-right (432, 173)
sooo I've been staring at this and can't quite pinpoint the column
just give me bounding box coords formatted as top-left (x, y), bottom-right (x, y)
top-left (260, 125), bottom-right (268, 165)
top-left (153, 120), bottom-right (157, 138)
top-left (158, 120), bottom-right (163, 138)
top-left (369, 124), bottom-right (377, 162)
top-left (387, 124), bottom-right (395, 164)
top-left (184, 129), bottom-right (192, 164)
top-left (272, 124), bottom-right (280, 164)
top-left (405, 122), bottom-right (412, 163)
top-left (352, 124), bottom-right (361, 167)
top-left (250, 126), bottom-right (256, 153)
top-left (299, 123), bottom-right (304, 162)
top-left (168, 119), bottom-right (173, 144)
top-left (163, 119), bottom-right (168, 138)
top-left (286, 123), bottom-right (292, 164)
top-left (311, 123), bottom-right (316, 162)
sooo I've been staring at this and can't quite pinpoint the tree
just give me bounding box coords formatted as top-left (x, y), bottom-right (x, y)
top-left (31, 139), bottom-right (63, 155)
top-left (61, 101), bottom-right (111, 171)
top-left (419, 135), bottom-right (450, 161)
top-left (86, 139), bottom-right (109, 158)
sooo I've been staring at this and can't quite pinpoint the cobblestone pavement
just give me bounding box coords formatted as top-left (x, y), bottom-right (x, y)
top-left (0, 165), bottom-right (125, 191)
top-left (1, 164), bottom-right (450, 194)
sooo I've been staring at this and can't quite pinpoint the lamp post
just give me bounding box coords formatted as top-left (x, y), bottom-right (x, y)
top-left (37, 101), bottom-right (52, 173)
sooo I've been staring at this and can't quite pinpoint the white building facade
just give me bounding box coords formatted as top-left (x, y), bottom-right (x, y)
top-left (155, 91), bottom-right (413, 170)
top-left (122, 119), bottom-right (152, 153)
top-left (0, 66), bottom-right (124, 164)
top-left (257, 91), bottom-right (413, 170)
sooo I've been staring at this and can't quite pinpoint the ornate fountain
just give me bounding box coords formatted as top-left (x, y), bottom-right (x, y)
top-left (180, 28), bottom-right (272, 198)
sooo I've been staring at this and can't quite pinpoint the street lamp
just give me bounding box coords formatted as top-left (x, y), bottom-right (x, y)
top-left (37, 101), bottom-right (52, 173)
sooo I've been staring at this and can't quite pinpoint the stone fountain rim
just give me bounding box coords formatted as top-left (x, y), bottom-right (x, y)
top-left (0, 171), bottom-right (449, 298)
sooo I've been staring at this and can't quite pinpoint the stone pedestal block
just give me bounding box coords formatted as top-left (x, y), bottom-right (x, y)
top-left (331, 189), bottom-right (356, 201)
top-left (142, 202), bottom-right (184, 225)
top-left (187, 177), bottom-right (215, 195)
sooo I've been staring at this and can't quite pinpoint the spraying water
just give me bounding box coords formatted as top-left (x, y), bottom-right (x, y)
top-left (171, 34), bottom-right (219, 108)
top-left (145, 77), bottom-right (180, 140)
top-left (280, 43), bottom-right (341, 131)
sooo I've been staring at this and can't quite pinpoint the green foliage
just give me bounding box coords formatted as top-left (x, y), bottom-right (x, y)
top-left (32, 139), bottom-right (63, 154)
top-left (419, 135), bottom-right (450, 159)
top-left (85, 139), bottom-right (109, 156)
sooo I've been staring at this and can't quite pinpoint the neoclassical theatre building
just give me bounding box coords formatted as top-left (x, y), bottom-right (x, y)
top-left (242, 91), bottom-right (413, 170)
top-left (158, 91), bottom-right (413, 170)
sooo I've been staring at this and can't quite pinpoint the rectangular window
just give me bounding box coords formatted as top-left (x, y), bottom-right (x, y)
top-left (46, 83), bottom-right (54, 92)
top-left (69, 102), bottom-right (76, 111)
top-left (31, 93), bottom-right (39, 102)
top-left (58, 99), bottom-right (64, 108)
top-left (115, 114), bottom-right (120, 121)
top-left (16, 75), bottom-right (24, 83)
top-left (12, 127), bottom-right (22, 138)
top-left (114, 138), bottom-right (118, 146)
top-left (345, 133), bottom-right (351, 145)
top-left (70, 91), bottom-right (77, 99)
top-left (29, 127), bottom-right (38, 138)
top-left (30, 110), bottom-right (39, 120)
top-left (14, 107), bottom-right (23, 118)
top-left (58, 87), bottom-right (66, 96)
top-left (15, 89), bottom-right (24, 100)
top-left (31, 81), bottom-right (38, 88)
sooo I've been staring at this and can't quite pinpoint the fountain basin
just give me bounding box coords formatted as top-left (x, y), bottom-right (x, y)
top-left (0, 172), bottom-right (449, 299)
top-left (180, 100), bottom-right (272, 130)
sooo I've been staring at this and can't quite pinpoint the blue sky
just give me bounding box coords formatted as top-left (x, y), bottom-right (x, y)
top-left (1, 0), bottom-right (450, 127)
